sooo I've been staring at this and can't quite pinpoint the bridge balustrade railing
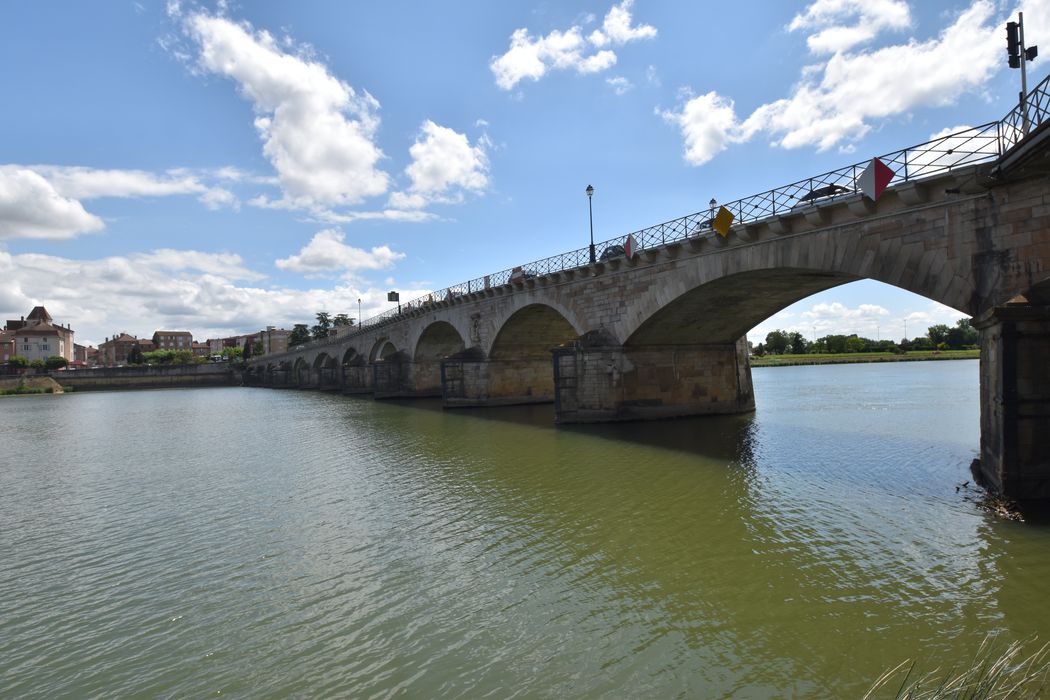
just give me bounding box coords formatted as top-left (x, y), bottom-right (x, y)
top-left (268, 72), bottom-right (1050, 356)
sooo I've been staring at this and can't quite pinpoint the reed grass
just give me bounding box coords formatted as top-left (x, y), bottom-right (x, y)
top-left (865, 637), bottom-right (1050, 699)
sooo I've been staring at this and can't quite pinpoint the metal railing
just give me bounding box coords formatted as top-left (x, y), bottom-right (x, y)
top-left (287, 72), bottom-right (1050, 351)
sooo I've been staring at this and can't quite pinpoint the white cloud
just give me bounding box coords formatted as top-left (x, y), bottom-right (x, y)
top-left (199, 187), bottom-right (239, 210)
top-left (184, 12), bottom-right (390, 210)
top-left (0, 167), bottom-right (104, 240)
top-left (606, 76), bottom-right (633, 95)
top-left (664, 1), bottom-right (1005, 165)
top-left (748, 298), bottom-right (966, 344)
top-left (589, 0), bottom-right (657, 47)
top-left (274, 228), bottom-right (405, 277)
top-left (658, 91), bottom-right (740, 165)
top-left (0, 247), bottom-right (429, 347)
top-left (31, 165), bottom-right (207, 199)
top-left (389, 121), bottom-right (489, 209)
top-left (788, 0), bottom-right (910, 54)
top-left (490, 0), bottom-right (655, 90)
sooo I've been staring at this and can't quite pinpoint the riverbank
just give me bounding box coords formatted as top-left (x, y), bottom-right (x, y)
top-left (47, 363), bottom-right (240, 391)
top-left (750, 349), bottom-right (979, 367)
top-left (0, 376), bottom-right (65, 396)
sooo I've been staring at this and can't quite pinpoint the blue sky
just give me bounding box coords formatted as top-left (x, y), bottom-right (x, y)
top-left (0, 0), bottom-right (1045, 347)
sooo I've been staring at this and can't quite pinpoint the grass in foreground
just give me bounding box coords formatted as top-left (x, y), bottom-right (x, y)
top-left (865, 637), bottom-right (1050, 699)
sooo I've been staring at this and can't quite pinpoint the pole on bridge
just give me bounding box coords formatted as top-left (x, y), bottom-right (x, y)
top-left (586, 185), bottom-right (596, 264)
top-left (1007, 12), bottom-right (1038, 135)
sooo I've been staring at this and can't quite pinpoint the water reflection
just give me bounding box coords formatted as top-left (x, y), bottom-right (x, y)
top-left (2, 363), bottom-right (1049, 698)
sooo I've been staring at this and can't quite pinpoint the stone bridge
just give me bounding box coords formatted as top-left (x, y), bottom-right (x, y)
top-left (247, 132), bottom-right (1050, 501)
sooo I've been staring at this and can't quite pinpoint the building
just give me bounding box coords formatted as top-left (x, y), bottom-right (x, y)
top-left (98, 333), bottom-right (140, 366)
top-left (4, 306), bottom-right (75, 363)
top-left (152, 331), bottom-right (192, 350)
top-left (0, 330), bottom-right (14, 364)
top-left (73, 343), bottom-right (91, 367)
top-left (206, 334), bottom-right (256, 355)
top-left (191, 341), bottom-right (210, 358)
top-left (259, 327), bottom-right (291, 356)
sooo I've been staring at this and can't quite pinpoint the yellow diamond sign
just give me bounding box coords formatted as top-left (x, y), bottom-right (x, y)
top-left (713, 206), bottom-right (734, 237)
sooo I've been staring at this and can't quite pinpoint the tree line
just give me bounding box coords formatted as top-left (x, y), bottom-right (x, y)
top-left (289, 311), bottom-right (355, 346)
top-left (751, 319), bottom-right (979, 356)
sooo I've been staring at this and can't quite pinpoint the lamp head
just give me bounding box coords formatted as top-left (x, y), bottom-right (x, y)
top-left (586, 185), bottom-right (594, 197)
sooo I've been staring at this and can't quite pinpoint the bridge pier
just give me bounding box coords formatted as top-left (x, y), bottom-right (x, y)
top-left (372, 351), bottom-right (440, 399)
top-left (341, 359), bottom-right (372, 394)
top-left (552, 336), bottom-right (755, 423)
top-left (318, 366), bottom-right (340, 391)
top-left (973, 304), bottom-right (1050, 500)
top-left (441, 349), bottom-right (555, 407)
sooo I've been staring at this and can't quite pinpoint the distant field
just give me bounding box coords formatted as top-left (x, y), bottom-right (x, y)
top-left (750, 349), bottom-right (979, 367)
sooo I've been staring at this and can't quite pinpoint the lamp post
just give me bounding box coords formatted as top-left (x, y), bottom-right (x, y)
top-left (358, 298), bottom-right (362, 327)
top-left (586, 184), bottom-right (596, 264)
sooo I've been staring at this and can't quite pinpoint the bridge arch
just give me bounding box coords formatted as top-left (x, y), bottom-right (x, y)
top-left (489, 303), bottom-right (583, 359)
top-left (411, 321), bottom-right (467, 396)
top-left (369, 338), bottom-right (398, 363)
top-left (625, 268), bottom-right (858, 346)
top-left (292, 357), bottom-right (309, 387)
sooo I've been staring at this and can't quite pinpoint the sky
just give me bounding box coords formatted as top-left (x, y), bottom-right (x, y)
top-left (1, 0), bottom-right (1047, 347)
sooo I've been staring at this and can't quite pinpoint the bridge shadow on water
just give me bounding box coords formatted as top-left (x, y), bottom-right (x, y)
top-left (365, 395), bottom-right (758, 466)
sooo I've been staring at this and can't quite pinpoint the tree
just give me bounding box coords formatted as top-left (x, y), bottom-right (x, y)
top-left (908, 336), bottom-right (934, 351)
top-left (45, 355), bottom-right (68, 370)
top-left (927, 324), bottom-right (951, 348)
top-left (7, 355), bottom-right (28, 369)
top-left (253, 340), bottom-right (264, 356)
top-left (845, 335), bottom-right (867, 353)
top-left (221, 346), bottom-right (243, 362)
top-left (172, 349), bottom-right (197, 365)
top-left (764, 329), bottom-right (790, 355)
top-left (29, 359), bottom-right (45, 371)
top-left (787, 331), bottom-right (808, 354)
top-left (946, 318), bottom-right (979, 349)
top-left (243, 336), bottom-right (253, 360)
top-left (312, 311), bottom-right (333, 340)
top-left (333, 313), bottom-right (354, 327)
top-left (289, 324), bottom-right (311, 345)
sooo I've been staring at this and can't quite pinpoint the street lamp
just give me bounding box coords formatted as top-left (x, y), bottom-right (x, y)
top-left (358, 298), bottom-right (362, 327)
top-left (586, 184), bottom-right (595, 264)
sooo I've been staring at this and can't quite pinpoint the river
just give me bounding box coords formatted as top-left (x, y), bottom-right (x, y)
top-left (2, 359), bottom-right (1049, 697)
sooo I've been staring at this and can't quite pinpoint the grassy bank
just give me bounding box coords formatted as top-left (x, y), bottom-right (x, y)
top-left (751, 349), bottom-right (979, 367)
top-left (0, 376), bottom-right (66, 396)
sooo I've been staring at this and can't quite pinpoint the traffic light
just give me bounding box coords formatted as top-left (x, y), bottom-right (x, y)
top-left (1007, 21), bottom-right (1020, 67)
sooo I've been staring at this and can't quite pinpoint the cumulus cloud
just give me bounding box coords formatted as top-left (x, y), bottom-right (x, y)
top-left (658, 91), bottom-right (740, 166)
top-left (748, 297), bottom-right (967, 344)
top-left (0, 248), bottom-right (428, 347)
top-left (274, 228), bottom-right (405, 277)
top-left (0, 164), bottom-right (246, 241)
top-left (606, 76), bottom-right (633, 95)
top-left (31, 164), bottom-right (240, 211)
top-left (490, 0), bottom-right (655, 90)
top-left (0, 167), bottom-right (104, 240)
top-left (788, 0), bottom-right (910, 54)
top-left (663, 0), bottom-right (1006, 165)
top-left (389, 121), bottom-right (489, 209)
top-left (184, 12), bottom-right (390, 211)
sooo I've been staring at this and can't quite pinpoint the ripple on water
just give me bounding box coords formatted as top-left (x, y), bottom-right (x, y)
top-left (2, 370), bottom-right (1049, 697)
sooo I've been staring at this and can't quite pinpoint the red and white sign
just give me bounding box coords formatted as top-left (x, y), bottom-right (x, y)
top-left (859, 157), bottom-right (894, 201)
top-left (624, 233), bottom-right (637, 259)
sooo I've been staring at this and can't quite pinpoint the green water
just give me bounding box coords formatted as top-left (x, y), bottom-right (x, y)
top-left (2, 360), bottom-right (1048, 697)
